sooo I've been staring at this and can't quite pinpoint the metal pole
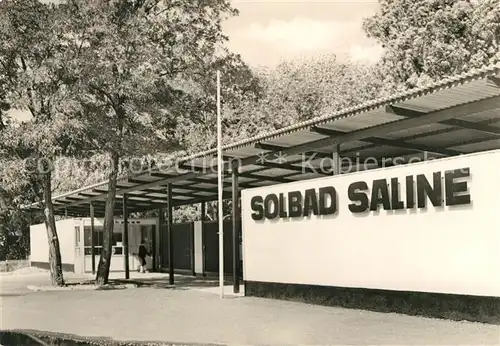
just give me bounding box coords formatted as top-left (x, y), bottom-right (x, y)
top-left (231, 161), bottom-right (240, 294)
top-left (167, 183), bottom-right (174, 285)
top-left (123, 194), bottom-right (130, 279)
top-left (158, 208), bottom-right (164, 270)
top-left (217, 70), bottom-right (224, 298)
top-left (90, 202), bottom-right (96, 275)
top-left (27, 210), bottom-right (32, 261)
top-left (152, 213), bottom-right (157, 271)
top-left (200, 202), bottom-right (206, 277)
top-left (332, 143), bottom-right (341, 175)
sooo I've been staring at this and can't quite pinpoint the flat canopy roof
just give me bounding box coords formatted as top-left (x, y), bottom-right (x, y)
top-left (27, 63), bottom-right (500, 217)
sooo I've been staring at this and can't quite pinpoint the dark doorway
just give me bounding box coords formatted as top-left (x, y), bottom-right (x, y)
top-left (203, 220), bottom-right (241, 274)
top-left (161, 222), bottom-right (194, 272)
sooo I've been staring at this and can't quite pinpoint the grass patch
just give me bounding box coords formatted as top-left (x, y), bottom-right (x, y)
top-left (0, 330), bottom-right (224, 346)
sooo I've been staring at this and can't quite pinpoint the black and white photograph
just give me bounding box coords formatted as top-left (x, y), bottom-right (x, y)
top-left (0, 0), bottom-right (499, 344)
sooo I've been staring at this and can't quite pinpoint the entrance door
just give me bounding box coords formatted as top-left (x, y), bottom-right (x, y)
top-left (129, 224), bottom-right (155, 271)
top-left (74, 224), bottom-right (84, 274)
top-left (203, 220), bottom-right (234, 274)
top-left (161, 223), bottom-right (194, 272)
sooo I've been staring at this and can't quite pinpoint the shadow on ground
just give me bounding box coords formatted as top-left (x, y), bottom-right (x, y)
top-left (0, 293), bottom-right (27, 298)
top-left (0, 330), bottom-right (224, 346)
top-left (109, 274), bottom-right (233, 290)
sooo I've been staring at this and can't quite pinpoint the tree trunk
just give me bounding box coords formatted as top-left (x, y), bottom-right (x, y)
top-left (41, 172), bottom-right (65, 286)
top-left (95, 151), bottom-right (120, 286)
top-left (0, 189), bottom-right (8, 260)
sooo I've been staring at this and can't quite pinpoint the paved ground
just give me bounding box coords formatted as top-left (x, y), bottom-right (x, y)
top-left (1, 271), bottom-right (499, 345)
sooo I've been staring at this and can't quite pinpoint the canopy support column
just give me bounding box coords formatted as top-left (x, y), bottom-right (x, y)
top-left (232, 162), bottom-right (240, 294)
top-left (123, 194), bottom-right (130, 279)
top-left (201, 202), bottom-right (206, 277)
top-left (158, 207), bottom-right (164, 271)
top-left (90, 202), bottom-right (96, 275)
top-left (167, 183), bottom-right (174, 285)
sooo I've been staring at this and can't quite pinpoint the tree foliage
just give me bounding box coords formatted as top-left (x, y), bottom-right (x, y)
top-left (171, 52), bottom-right (263, 152)
top-left (0, 0), bottom-right (86, 285)
top-left (363, 0), bottom-right (500, 91)
top-left (253, 55), bottom-right (383, 125)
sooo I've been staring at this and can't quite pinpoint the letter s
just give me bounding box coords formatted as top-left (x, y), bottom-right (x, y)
top-left (251, 196), bottom-right (264, 221)
top-left (348, 181), bottom-right (369, 213)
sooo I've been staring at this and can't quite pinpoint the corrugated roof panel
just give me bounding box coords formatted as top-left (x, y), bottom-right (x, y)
top-left (409, 129), bottom-right (490, 147)
top-left (173, 180), bottom-right (194, 186)
top-left (239, 164), bottom-right (261, 172)
top-left (456, 107), bottom-right (500, 121)
top-left (150, 199), bottom-right (168, 204)
top-left (145, 187), bottom-right (164, 192)
top-left (173, 196), bottom-right (193, 200)
top-left (295, 158), bottom-right (332, 167)
top-left (250, 181), bottom-right (276, 187)
top-left (341, 144), bottom-right (375, 156)
top-left (402, 84), bottom-right (500, 111)
top-left (450, 138), bottom-right (500, 152)
top-left (281, 154), bottom-right (307, 162)
top-left (239, 176), bottom-right (260, 183)
top-left (384, 123), bottom-right (454, 139)
top-left (199, 173), bottom-right (217, 179)
top-left (321, 109), bottom-right (402, 132)
top-left (339, 140), bottom-right (373, 151)
top-left (143, 192), bottom-right (168, 198)
top-left (131, 175), bottom-right (158, 182)
top-left (171, 188), bottom-right (194, 194)
top-left (287, 172), bottom-right (325, 181)
top-left (188, 183), bottom-right (217, 189)
top-left (260, 130), bottom-right (327, 147)
top-left (224, 147), bottom-right (263, 157)
top-left (353, 145), bottom-right (408, 158)
top-left (191, 191), bottom-right (216, 196)
top-left (128, 197), bottom-right (151, 202)
top-left (251, 168), bottom-right (301, 176)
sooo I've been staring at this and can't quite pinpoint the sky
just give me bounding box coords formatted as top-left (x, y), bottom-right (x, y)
top-left (224, 0), bottom-right (383, 68)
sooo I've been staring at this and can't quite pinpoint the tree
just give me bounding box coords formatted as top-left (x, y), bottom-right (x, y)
top-left (253, 55), bottom-right (382, 126)
top-left (0, 183), bottom-right (36, 261)
top-left (0, 0), bottom-right (85, 285)
top-left (165, 52), bottom-right (263, 153)
top-left (469, 0), bottom-right (500, 68)
top-left (363, 0), bottom-right (500, 91)
top-left (60, 0), bottom-right (238, 285)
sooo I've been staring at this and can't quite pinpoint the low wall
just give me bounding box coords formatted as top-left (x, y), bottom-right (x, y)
top-left (31, 261), bottom-right (75, 273)
top-left (0, 260), bottom-right (30, 272)
top-left (245, 281), bottom-right (500, 324)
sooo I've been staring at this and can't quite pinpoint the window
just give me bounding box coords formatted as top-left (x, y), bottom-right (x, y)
top-left (83, 226), bottom-right (123, 256)
top-left (113, 230), bottom-right (123, 244)
top-left (75, 226), bottom-right (80, 247)
top-left (84, 247), bottom-right (102, 256)
top-left (84, 226), bottom-right (103, 247)
top-left (140, 225), bottom-right (155, 249)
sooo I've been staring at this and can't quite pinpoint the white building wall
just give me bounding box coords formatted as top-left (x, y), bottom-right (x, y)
top-left (241, 149), bottom-right (500, 297)
top-left (193, 221), bottom-right (203, 275)
top-left (29, 223), bottom-right (48, 263)
top-left (30, 218), bottom-right (77, 266)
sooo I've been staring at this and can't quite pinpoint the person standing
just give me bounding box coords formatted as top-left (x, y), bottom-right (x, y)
top-left (137, 240), bottom-right (150, 273)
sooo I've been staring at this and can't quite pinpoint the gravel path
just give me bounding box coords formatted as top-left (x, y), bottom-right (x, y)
top-left (1, 276), bottom-right (499, 345)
